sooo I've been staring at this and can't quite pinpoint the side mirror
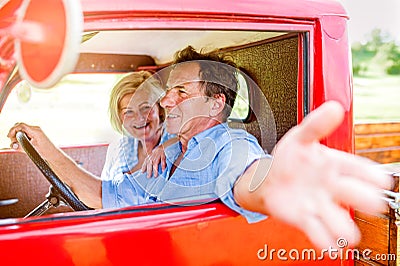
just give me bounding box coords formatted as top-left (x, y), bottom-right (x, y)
top-left (2, 0), bottom-right (83, 88)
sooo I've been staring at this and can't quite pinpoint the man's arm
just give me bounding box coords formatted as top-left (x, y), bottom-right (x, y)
top-left (8, 123), bottom-right (102, 208)
top-left (233, 101), bottom-right (392, 249)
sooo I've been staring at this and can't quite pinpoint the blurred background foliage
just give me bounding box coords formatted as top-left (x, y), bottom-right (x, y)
top-left (351, 29), bottom-right (400, 123)
top-left (352, 29), bottom-right (400, 76)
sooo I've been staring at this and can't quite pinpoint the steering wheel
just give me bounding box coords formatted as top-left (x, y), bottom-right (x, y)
top-left (16, 131), bottom-right (91, 212)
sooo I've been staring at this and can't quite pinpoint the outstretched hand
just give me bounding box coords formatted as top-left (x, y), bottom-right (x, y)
top-left (235, 101), bottom-right (393, 249)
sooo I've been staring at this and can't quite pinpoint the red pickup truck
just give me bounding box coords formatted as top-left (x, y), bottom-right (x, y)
top-left (0, 0), bottom-right (394, 265)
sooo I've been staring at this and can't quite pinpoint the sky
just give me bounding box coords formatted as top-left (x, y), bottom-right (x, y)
top-left (338, 0), bottom-right (400, 44)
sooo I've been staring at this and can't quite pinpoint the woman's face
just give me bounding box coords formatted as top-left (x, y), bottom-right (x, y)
top-left (119, 89), bottom-right (162, 143)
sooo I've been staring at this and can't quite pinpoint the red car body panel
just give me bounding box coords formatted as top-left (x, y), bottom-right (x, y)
top-left (80, 0), bottom-right (346, 19)
top-left (0, 203), bottom-right (346, 265)
top-left (0, 0), bottom-right (353, 265)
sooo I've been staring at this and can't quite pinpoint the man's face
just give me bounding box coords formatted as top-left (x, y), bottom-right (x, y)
top-left (160, 62), bottom-right (213, 138)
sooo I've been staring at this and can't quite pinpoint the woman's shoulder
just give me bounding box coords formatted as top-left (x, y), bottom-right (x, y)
top-left (107, 135), bottom-right (137, 157)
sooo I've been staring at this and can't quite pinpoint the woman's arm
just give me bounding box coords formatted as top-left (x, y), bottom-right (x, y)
top-left (141, 136), bottom-right (178, 177)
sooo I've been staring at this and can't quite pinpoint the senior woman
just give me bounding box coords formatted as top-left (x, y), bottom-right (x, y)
top-left (102, 71), bottom-right (174, 182)
top-left (7, 71), bottom-right (175, 209)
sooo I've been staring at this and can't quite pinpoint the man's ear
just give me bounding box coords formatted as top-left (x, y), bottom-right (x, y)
top-left (209, 93), bottom-right (226, 117)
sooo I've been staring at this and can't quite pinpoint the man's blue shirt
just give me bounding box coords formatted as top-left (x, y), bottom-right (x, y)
top-left (102, 123), bottom-right (269, 223)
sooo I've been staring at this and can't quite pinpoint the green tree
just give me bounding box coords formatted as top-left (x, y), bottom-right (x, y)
top-left (385, 42), bottom-right (400, 75)
top-left (351, 41), bottom-right (372, 76)
top-left (351, 28), bottom-right (400, 76)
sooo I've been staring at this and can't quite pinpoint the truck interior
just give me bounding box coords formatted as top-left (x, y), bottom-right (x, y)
top-left (0, 28), bottom-right (302, 219)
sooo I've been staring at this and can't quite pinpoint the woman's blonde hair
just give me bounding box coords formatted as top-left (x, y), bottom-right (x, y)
top-left (109, 71), bottom-right (165, 134)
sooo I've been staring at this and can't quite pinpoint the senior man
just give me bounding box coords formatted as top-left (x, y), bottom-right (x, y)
top-left (8, 46), bottom-right (392, 249)
top-left (106, 46), bottom-right (391, 248)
